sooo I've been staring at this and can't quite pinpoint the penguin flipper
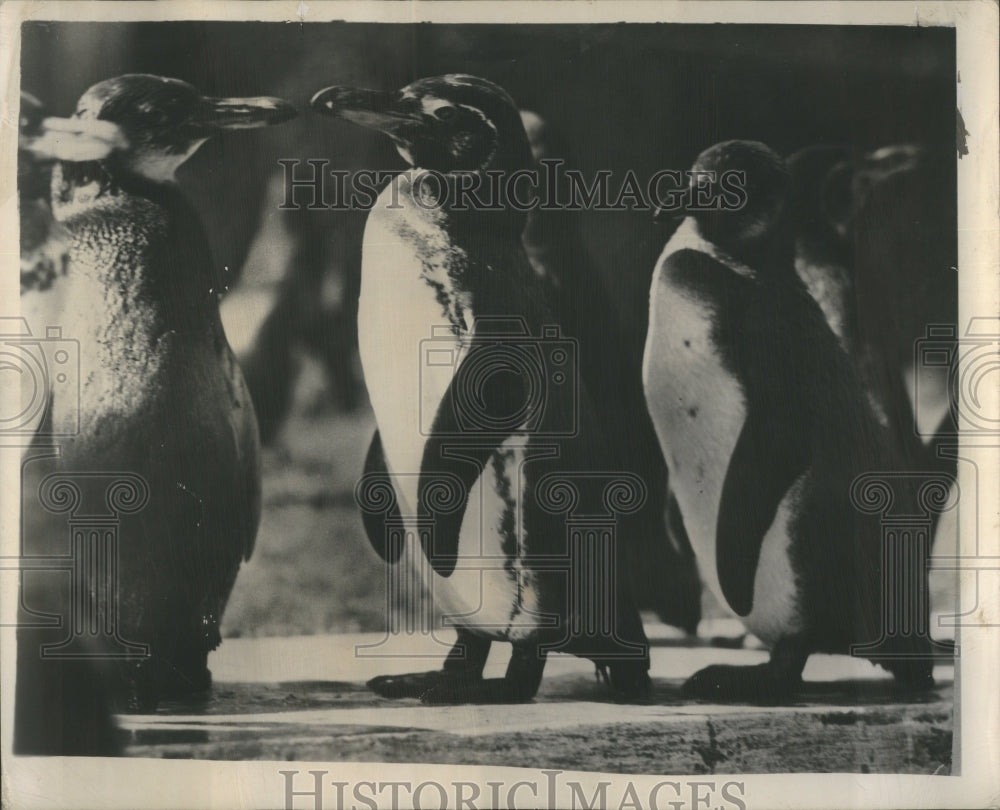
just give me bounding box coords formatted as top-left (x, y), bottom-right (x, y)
top-left (418, 338), bottom-right (533, 578)
top-left (717, 408), bottom-right (810, 617)
top-left (360, 430), bottom-right (405, 564)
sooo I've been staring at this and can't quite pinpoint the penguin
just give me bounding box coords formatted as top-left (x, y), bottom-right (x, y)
top-left (519, 109), bottom-right (702, 636)
top-left (24, 74), bottom-right (295, 710)
top-left (785, 144), bottom-right (856, 351)
top-left (312, 74), bottom-right (651, 704)
top-left (787, 144), bottom-right (958, 475)
top-left (642, 140), bottom-right (936, 701)
top-left (835, 145), bottom-right (958, 468)
top-left (220, 178), bottom-right (365, 445)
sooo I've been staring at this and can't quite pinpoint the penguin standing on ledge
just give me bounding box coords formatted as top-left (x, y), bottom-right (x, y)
top-left (642, 140), bottom-right (936, 701)
top-left (312, 75), bottom-right (651, 704)
top-left (27, 75), bottom-right (296, 710)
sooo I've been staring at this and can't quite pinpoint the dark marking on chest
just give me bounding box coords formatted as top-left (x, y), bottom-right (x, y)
top-left (491, 448), bottom-right (519, 576)
top-left (392, 217), bottom-right (472, 335)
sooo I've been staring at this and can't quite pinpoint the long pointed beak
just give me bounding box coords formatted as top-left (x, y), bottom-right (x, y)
top-left (310, 85), bottom-right (421, 135)
top-left (19, 117), bottom-right (129, 162)
top-left (197, 95), bottom-right (298, 130)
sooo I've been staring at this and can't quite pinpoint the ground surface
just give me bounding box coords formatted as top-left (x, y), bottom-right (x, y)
top-left (122, 623), bottom-right (954, 773)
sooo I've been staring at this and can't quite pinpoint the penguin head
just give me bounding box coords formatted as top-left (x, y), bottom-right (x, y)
top-left (19, 90), bottom-right (128, 186)
top-left (67, 74), bottom-right (296, 183)
top-left (311, 74), bottom-right (532, 173)
top-left (686, 140), bottom-right (791, 259)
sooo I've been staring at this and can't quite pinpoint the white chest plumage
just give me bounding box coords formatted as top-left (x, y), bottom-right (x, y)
top-left (643, 219), bottom-right (802, 644)
top-left (358, 179), bottom-right (534, 639)
top-left (358, 182), bottom-right (457, 514)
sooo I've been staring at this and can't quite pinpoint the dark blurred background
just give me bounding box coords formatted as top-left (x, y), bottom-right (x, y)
top-left (20, 22), bottom-right (957, 637)
top-left (21, 21), bottom-right (956, 344)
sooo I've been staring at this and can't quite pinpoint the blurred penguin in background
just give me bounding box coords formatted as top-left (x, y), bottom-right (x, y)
top-left (786, 145), bottom-right (856, 349)
top-left (520, 109), bottom-right (702, 635)
top-left (788, 144), bottom-right (959, 640)
top-left (787, 143), bottom-right (957, 475)
top-left (220, 173), bottom-right (366, 445)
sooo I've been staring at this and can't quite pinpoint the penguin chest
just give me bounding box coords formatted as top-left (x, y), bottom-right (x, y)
top-left (357, 196), bottom-right (470, 514)
top-left (644, 263), bottom-right (802, 644)
top-left (358, 192), bottom-right (538, 640)
top-left (644, 271), bottom-right (746, 576)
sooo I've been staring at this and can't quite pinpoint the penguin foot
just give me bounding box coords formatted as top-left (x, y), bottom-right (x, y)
top-left (421, 641), bottom-right (547, 704)
top-left (420, 676), bottom-right (538, 705)
top-left (682, 663), bottom-right (801, 704)
top-left (369, 630), bottom-right (494, 699)
top-left (367, 670), bottom-right (474, 699)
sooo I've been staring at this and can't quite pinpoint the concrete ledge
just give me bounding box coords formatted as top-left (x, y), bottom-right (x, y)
top-left (119, 623), bottom-right (955, 773)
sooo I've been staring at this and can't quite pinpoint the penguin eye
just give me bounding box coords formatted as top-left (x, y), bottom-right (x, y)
top-left (434, 106), bottom-right (458, 122)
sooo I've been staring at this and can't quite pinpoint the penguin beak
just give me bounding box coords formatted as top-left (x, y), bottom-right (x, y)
top-left (310, 85), bottom-right (422, 136)
top-left (195, 95), bottom-right (298, 130)
top-left (19, 116), bottom-right (129, 162)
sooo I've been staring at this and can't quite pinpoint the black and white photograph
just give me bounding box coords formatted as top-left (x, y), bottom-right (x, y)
top-left (1, 1), bottom-right (997, 808)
